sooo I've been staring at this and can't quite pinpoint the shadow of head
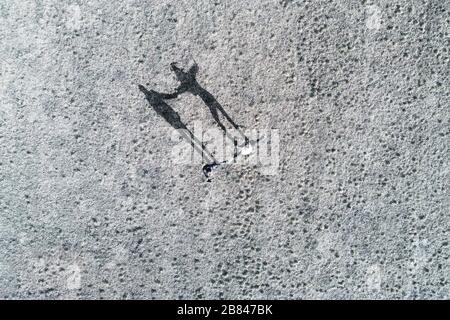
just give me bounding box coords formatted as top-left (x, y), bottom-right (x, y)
top-left (138, 84), bottom-right (150, 94)
top-left (170, 62), bottom-right (199, 85)
top-left (138, 84), bottom-right (162, 103)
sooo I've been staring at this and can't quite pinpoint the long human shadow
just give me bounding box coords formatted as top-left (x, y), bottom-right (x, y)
top-left (138, 84), bottom-right (217, 167)
top-left (169, 62), bottom-right (248, 144)
top-left (138, 85), bottom-right (184, 129)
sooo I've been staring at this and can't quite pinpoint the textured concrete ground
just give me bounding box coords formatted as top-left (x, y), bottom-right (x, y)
top-left (0, 0), bottom-right (449, 299)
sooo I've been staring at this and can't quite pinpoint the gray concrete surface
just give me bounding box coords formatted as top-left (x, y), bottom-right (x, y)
top-left (0, 0), bottom-right (449, 299)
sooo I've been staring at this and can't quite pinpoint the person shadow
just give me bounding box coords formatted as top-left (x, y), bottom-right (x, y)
top-left (138, 84), bottom-right (218, 176)
top-left (138, 84), bottom-right (185, 130)
top-left (168, 62), bottom-right (243, 136)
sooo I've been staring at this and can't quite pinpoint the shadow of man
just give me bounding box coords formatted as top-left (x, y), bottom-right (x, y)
top-left (138, 84), bottom-right (185, 130)
top-left (138, 84), bottom-right (217, 167)
top-left (169, 62), bottom-right (243, 135)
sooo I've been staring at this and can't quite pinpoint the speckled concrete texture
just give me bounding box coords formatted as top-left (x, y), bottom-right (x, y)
top-left (0, 0), bottom-right (449, 299)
